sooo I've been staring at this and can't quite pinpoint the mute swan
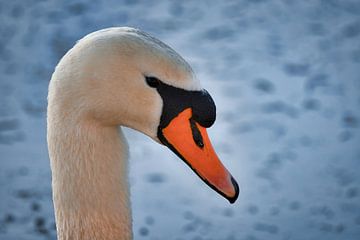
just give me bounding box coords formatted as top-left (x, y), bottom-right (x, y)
top-left (47, 27), bottom-right (239, 240)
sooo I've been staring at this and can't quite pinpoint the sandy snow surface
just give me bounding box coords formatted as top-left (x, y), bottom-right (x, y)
top-left (1, 0), bottom-right (360, 239)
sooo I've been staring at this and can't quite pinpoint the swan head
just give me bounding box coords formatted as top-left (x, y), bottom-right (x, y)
top-left (50, 27), bottom-right (239, 203)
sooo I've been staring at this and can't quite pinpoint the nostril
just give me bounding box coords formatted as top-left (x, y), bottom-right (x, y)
top-left (189, 118), bottom-right (204, 148)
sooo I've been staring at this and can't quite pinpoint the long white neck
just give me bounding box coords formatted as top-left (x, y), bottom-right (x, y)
top-left (47, 115), bottom-right (132, 240)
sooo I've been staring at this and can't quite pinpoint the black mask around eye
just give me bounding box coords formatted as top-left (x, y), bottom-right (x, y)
top-left (145, 76), bottom-right (216, 130)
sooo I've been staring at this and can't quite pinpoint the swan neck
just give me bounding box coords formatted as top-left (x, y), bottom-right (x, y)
top-left (48, 119), bottom-right (132, 240)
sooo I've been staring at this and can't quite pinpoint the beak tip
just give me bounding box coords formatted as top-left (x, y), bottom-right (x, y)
top-left (227, 176), bottom-right (239, 204)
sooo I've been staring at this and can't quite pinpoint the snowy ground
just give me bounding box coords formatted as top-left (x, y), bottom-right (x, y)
top-left (1, 0), bottom-right (360, 239)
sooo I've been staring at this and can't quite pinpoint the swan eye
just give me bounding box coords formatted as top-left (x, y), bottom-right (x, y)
top-left (145, 76), bottom-right (160, 88)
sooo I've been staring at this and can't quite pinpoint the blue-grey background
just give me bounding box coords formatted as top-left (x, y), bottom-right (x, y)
top-left (0, 0), bottom-right (360, 239)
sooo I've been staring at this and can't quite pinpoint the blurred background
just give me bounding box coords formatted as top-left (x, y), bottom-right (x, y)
top-left (0, 0), bottom-right (360, 239)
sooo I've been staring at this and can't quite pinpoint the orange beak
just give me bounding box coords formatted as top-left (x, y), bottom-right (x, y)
top-left (159, 108), bottom-right (239, 203)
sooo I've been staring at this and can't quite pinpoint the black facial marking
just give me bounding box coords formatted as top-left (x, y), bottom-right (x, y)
top-left (145, 76), bottom-right (216, 144)
top-left (146, 77), bottom-right (216, 131)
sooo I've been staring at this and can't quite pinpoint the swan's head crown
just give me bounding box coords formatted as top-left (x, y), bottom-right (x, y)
top-left (80, 27), bottom-right (200, 90)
